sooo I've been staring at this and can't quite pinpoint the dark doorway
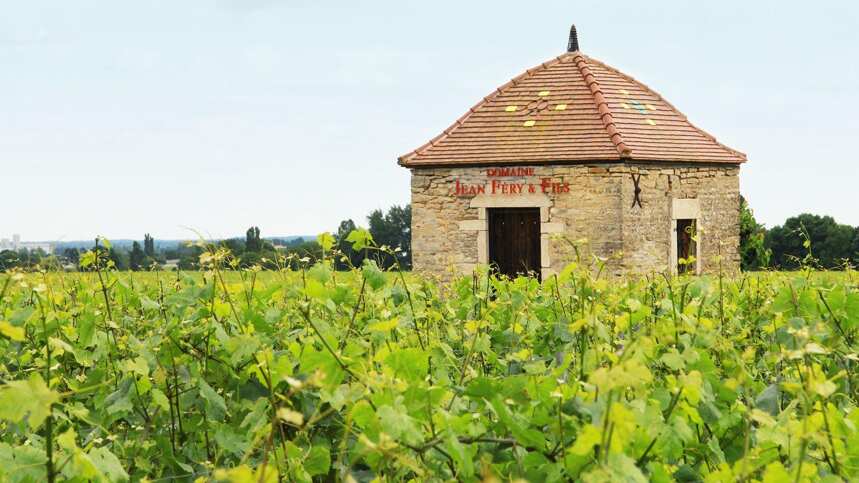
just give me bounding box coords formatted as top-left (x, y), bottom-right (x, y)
top-left (488, 208), bottom-right (541, 280)
top-left (676, 219), bottom-right (697, 274)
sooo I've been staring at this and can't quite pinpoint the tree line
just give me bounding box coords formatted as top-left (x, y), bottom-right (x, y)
top-left (740, 197), bottom-right (859, 270)
top-left (0, 204), bottom-right (412, 272)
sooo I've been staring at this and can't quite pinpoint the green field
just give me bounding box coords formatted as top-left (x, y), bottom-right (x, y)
top-left (1, 261), bottom-right (858, 482)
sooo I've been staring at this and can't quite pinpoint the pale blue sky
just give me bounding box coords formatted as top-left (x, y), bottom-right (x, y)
top-left (2, 0), bottom-right (857, 241)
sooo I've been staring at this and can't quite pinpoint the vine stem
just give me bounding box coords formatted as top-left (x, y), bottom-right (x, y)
top-left (795, 422), bottom-right (808, 483)
top-left (340, 274), bottom-right (366, 349)
top-left (817, 290), bottom-right (852, 344)
top-left (383, 246), bottom-right (425, 350)
top-left (636, 387), bottom-right (683, 467)
top-left (598, 390), bottom-right (615, 464)
top-left (821, 397), bottom-right (842, 476)
top-left (36, 294), bottom-right (55, 483)
top-left (0, 275), bottom-right (11, 306)
top-left (299, 307), bottom-right (356, 379)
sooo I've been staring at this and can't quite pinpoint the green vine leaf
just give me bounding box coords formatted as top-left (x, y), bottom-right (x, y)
top-left (0, 374), bottom-right (60, 429)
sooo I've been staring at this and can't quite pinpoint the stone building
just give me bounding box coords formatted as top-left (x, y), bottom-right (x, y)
top-left (399, 26), bottom-right (746, 279)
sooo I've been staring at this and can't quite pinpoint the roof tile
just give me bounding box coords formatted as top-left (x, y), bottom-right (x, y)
top-left (399, 52), bottom-right (746, 167)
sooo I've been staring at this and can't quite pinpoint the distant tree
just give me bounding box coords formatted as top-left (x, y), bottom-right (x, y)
top-left (10, 249), bottom-right (45, 270)
top-left (62, 248), bottom-right (81, 266)
top-left (853, 228), bottom-right (859, 267)
top-left (367, 204), bottom-right (412, 270)
top-left (144, 234), bottom-right (155, 257)
top-left (285, 237), bottom-right (310, 248)
top-left (177, 245), bottom-right (204, 270)
top-left (38, 255), bottom-right (62, 271)
top-left (129, 241), bottom-right (145, 271)
top-left (766, 214), bottom-right (855, 269)
top-left (246, 227), bottom-right (262, 252)
top-left (142, 256), bottom-right (160, 270)
top-left (109, 248), bottom-right (128, 271)
top-left (221, 238), bottom-right (245, 256)
top-left (239, 251), bottom-right (263, 268)
top-left (0, 250), bottom-right (20, 271)
top-left (334, 219), bottom-right (364, 270)
top-left (739, 196), bottom-right (770, 271)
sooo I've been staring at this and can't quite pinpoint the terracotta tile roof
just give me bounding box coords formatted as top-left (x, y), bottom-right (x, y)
top-left (399, 51), bottom-right (746, 167)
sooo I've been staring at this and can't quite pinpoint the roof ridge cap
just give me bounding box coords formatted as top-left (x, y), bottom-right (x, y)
top-left (571, 53), bottom-right (631, 159)
top-left (583, 55), bottom-right (747, 163)
top-left (398, 54), bottom-right (568, 166)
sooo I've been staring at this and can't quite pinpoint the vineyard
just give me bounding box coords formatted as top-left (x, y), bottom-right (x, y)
top-left (2, 238), bottom-right (859, 482)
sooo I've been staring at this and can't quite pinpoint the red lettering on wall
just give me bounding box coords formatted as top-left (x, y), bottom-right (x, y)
top-left (540, 178), bottom-right (570, 193)
top-left (453, 180), bottom-right (486, 197)
top-left (486, 167), bottom-right (535, 177)
top-left (451, 168), bottom-right (571, 197)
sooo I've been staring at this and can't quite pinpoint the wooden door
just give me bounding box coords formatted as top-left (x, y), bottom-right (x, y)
top-left (488, 208), bottom-right (541, 280)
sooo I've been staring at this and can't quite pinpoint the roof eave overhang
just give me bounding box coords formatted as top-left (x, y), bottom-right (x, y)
top-left (399, 156), bottom-right (745, 169)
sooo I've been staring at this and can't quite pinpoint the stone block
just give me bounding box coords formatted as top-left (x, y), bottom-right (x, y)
top-left (541, 234), bottom-right (550, 268)
top-left (477, 231), bottom-right (487, 263)
top-left (541, 222), bottom-right (565, 234)
top-left (458, 219), bottom-right (487, 231)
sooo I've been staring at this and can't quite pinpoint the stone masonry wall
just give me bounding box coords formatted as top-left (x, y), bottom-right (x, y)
top-left (410, 163), bottom-right (740, 279)
top-left (619, 163), bottom-right (741, 274)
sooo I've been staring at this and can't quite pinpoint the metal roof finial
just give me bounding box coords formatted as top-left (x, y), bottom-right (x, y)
top-left (567, 24), bottom-right (579, 52)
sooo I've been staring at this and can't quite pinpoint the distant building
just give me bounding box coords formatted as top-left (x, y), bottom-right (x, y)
top-left (0, 234), bottom-right (55, 253)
